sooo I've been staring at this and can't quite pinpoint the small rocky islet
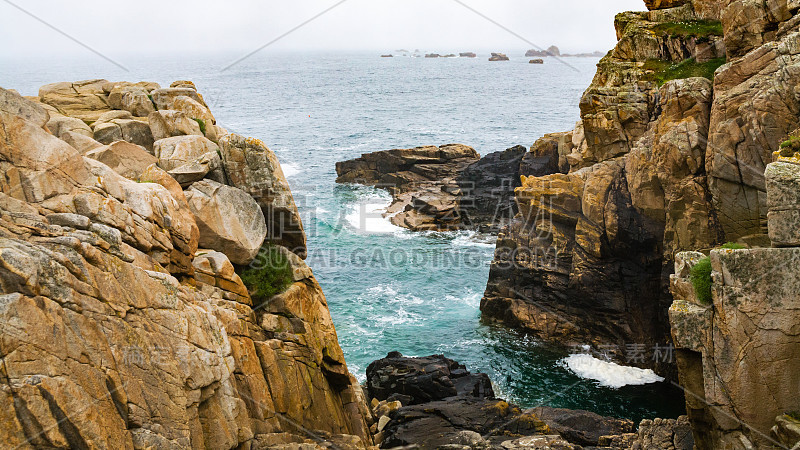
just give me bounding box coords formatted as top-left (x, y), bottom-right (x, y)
top-left (1, 0), bottom-right (799, 449)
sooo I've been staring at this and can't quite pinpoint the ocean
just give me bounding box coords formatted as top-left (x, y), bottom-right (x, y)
top-left (1, 51), bottom-right (685, 421)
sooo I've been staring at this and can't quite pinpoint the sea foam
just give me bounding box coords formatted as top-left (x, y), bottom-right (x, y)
top-left (563, 354), bottom-right (664, 389)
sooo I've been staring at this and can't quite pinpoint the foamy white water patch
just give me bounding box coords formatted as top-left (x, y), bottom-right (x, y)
top-left (345, 191), bottom-right (406, 234)
top-left (281, 162), bottom-right (300, 177)
top-left (563, 354), bottom-right (664, 389)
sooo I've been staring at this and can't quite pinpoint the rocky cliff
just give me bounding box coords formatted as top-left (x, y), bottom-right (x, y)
top-left (0, 82), bottom-right (372, 448)
top-left (669, 161), bottom-right (800, 449)
top-left (481, 0), bottom-right (800, 373)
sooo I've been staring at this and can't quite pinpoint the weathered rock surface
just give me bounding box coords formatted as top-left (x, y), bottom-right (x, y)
top-left (706, 27), bottom-right (800, 239)
top-left (482, 77), bottom-right (720, 370)
top-left (85, 141), bottom-right (159, 180)
top-left (38, 79), bottom-right (112, 122)
top-left (93, 118), bottom-right (155, 152)
top-left (154, 135), bottom-right (223, 187)
top-left (148, 110), bottom-right (204, 141)
top-left (0, 84), bottom-right (373, 449)
top-left (219, 134), bottom-right (307, 258)
top-left (184, 179), bottom-right (267, 266)
top-left (530, 407), bottom-right (634, 447)
top-left (150, 88), bottom-right (206, 111)
top-left (670, 246), bottom-right (800, 449)
top-left (365, 354), bottom-right (646, 449)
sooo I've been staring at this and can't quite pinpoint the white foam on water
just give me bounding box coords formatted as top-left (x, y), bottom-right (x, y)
top-left (450, 230), bottom-right (496, 248)
top-left (281, 162), bottom-right (300, 178)
top-left (345, 192), bottom-right (407, 234)
top-left (563, 354), bottom-right (664, 389)
top-left (444, 290), bottom-right (482, 309)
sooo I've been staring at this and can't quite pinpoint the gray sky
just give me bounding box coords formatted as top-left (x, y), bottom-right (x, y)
top-left (0, 0), bottom-right (645, 57)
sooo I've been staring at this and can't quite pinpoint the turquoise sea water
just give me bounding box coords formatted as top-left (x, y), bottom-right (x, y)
top-left (1, 52), bottom-right (685, 421)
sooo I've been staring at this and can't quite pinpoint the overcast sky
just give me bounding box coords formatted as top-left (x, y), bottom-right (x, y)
top-left (0, 0), bottom-right (645, 58)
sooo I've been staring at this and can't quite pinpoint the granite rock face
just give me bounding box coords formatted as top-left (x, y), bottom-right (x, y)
top-left (481, 0), bottom-right (799, 374)
top-left (219, 133), bottom-right (307, 259)
top-left (670, 246), bottom-right (800, 449)
top-left (0, 84), bottom-right (373, 449)
top-left (482, 77), bottom-right (720, 371)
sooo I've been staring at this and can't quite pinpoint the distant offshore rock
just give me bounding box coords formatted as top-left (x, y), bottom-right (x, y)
top-left (526, 45), bottom-right (561, 57)
top-left (460, 52), bottom-right (477, 58)
top-left (381, 54), bottom-right (393, 57)
top-left (425, 53), bottom-right (440, 58)
top-left (489, 52), bottom-right (509, 61)
top-left (526, 45), bottom-right (605, 57)
top-left (529, 58), bottom-right (544, 64)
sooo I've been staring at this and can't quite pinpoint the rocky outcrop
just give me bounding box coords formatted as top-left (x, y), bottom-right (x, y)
top-left (363, 353), bottom-right (656, 449)
top-left (184, 180), bottom-right (267, 266)
top-left (335, 144), bottom-right (526, 232)
top-left (489, 53), bottom-right (510, 61)
top-left (706, 20), bottom-right (800, 239)
top-left (669, 161), bottom-right (800, 450)
top-left (218, 133), bottom-right (307, 259)
top-left (481, 0), bottom-right (799, 375)
top-left (0, 84), bottom-right (372, 448)
top-left (365, 352), bottom-right (494, 406)
top-left (526, 46), bottom-right (561, 57)
top-left (482, 77), bottom-right (720, 371)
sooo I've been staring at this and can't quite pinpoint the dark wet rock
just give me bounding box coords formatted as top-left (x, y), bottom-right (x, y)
top-left (380, 397), bottom-right (556, 449)
top-left (530, 406), bottom-right (634, 446)
top-left (366, 352), bottom-right (494, 405)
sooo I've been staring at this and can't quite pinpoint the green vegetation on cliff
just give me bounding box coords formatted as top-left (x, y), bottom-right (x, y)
top-left (653, 20), bottom-right (723, 39)
top-left (690, 243), bottom-right (745, 305)
top-left (690, 257), bottom-right (713, 305)
top-left (239, 245), bottom-right (293, 304)
top-left (642, 57), bottom-right (727, 86)
top-left (193, 117), bottom-right (207, 135)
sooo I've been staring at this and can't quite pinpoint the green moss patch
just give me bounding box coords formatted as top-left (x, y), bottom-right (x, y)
top-left (641, 57), bottom-right (726, 86)
top-left (653, 20), bottom-right (723, 39)
top-left (192, 118), bottom-right (207, 135)
top-left (239, 245), bottom-right (293, 306)
top-left (690, 257), bottom-right (712, 305)
top-left (720, 242), bottom-right (746, 250)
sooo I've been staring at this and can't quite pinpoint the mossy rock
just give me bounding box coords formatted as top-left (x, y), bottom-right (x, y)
top-left (238, 245), bottom-right (293, 306)
top-left (641, 57), bottom-right (726, 86)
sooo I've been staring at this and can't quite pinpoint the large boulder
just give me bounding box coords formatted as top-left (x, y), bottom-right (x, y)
top-left (46, 114), bottom-right (93, 138)
top-left (85, 141), bottom-right (158, 180)
top-left (0, 86), bottom-right (49, 127)
top-left (154, 135), bottom-right (223, 187)
top-left (184, 179), bottom-right (267, 265)
top-left (148, 110), bottom-right (203, 141)
top-left (59, 130), bottom-right (104, 153)
top-left (93, 118), bottom-right (154, 152)
top-left (107, 84), bottom-right (156, 117)
top-left (219, 134), bottom-right (307, 258)
top-left (38, 79), bottom-right (112, 122)
top-left (150, 87), bottom-right (206, 110)
top-left (172, 96), bottom-right (218, 141)
top-left (366, 352), bottom-right (494, 405)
